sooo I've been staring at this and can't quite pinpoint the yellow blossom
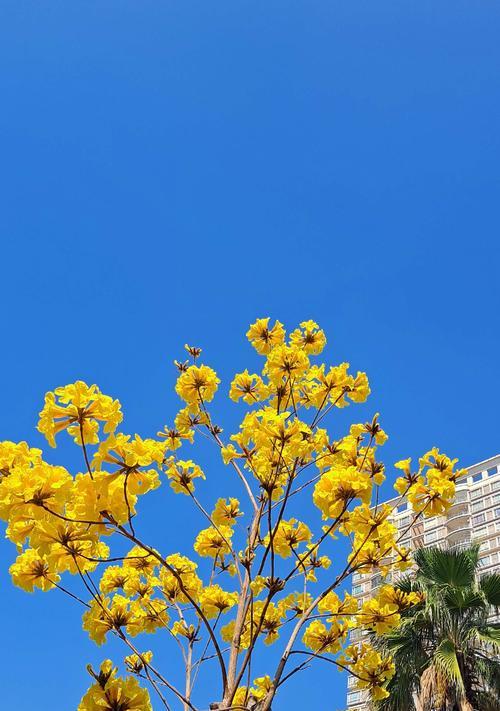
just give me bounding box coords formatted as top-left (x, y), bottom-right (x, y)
top-left (289, 320), bottom-right (326, 354)
top-left (9, 548), bottom-right (59, 592)
top-left (249, 675), bottom-right (273, 701)
top-left (264, 345), bottom-right (309, 385)
top-left (199, 584), bottom-right (238, 619)
top-left (246, 318), bottom-right (285, 355)
top-left (212, 497), bottom-right (242, 526)
top-left (78, 660), bottom-right (152, 711)
top-left (175, 365), bottom-right (220, 411)
top-left (193, 525), bottom-right (233, 559)
top-left (230, 370), bottom-right (269, 404)
top-left (165, 458), bottom-right (205, 494)
top-left (38, 381), bottom-right (122, 447)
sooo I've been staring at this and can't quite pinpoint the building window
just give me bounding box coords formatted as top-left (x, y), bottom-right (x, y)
top-left (348, 692), bottom-right (362, 704)
top-left (471, 500), bottom-right (484, 512)
top-left (472, 473), bottom-right (484, 483)
top-left (473, 514), bottom-right (486, 526)
top-left (371, 575), bottom-right (382, 589)
top-left (424, 530), bottom-right (438, 543)
top-left (471, 487), bottom-right (484, 500)
top-left (495, 508), bottom-right (500, 520)
top-left (473, 527), bottom-right (487, 539)
top-left (487, 466), bottom-right (498, 477)
top-left (352, 584), bottom-right (363, 595)
top-left (479, 555), bottom-right (491, 568)
top-left (491, 479), bottom-right (500, 492)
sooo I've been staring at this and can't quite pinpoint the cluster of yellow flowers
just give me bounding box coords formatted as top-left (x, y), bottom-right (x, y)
top-left (339, 642), bottom-right (396, 701)
top-left (395, 448), bottom-right (463, 516)
top-left (78, 659), bottom-right (152, 711)
top-left (0, 318), bottom-right (462, 710)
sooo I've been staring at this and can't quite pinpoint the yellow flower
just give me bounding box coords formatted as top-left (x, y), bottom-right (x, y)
top-left (0, 440), bottom-right (42, 472)
top-left (289, 320), bottom-right (326, 354)
top-left (78, 660), bottom-right (152, 711)
top-left (165, 458), bottom-right (205, 494)
top-left (160, 554), bottom-right (202, 603)
top-left (82, 595), bottom-right (138, 646)
top-left (247, 318), bottom-right (285, 355)
top-left (0, 460), bottom-right (72, 522)
top-left (37, 381), bottom-right (122, 447)
top-left (212, 497), bottom-right (242, 526)
top-left (229, 370), bottom-right (269, 403)
top-left (264, 518), bottom-right (311, 558)
top-left (250, 575), bottom-right (267, 596)
top-left (174, 406), bottom-right (208, 433)
top-left (193, 525), bottom-right (233, 559)
top-left (303, 619), bottom-right (347, 654)
top-left (157, 425), bottom-right (194, 450)
top-left (264, 345), bottom-right (309, 385)
top-left (171, 620), bottom-right (197, 639)
top-left (99, 565), bottom-right (131, 594)
top-left (232, 687), bottom-right (248, 707)
top-left (313, 466), bottom-right (372, 519)
top-left (318, 590), bottom-right (358, 618)
top-left (9, 548), bottom-right (59, 592)
top-left (377, 584), bottom-right (424, 611)
top-left (199, 584), bottom-right (238, 619)
top-left (28, 517), bottom-right (109, 574)
top-left (175, 365), bottom-right (220, 410)
top-left (249, 675), bottom-right (273, 701)
top-left (358, 598), bottom-right (400, 635)
top-left (347, 372), bottom-right (371, 403)
top-left (123, 546), bottom-right (158, 575)
top-left (277, 591), bottom-right (313, 617)
top-left (341, 643), bottom-right (395, 704)
top-left (395, 457), bottom-right (412, 476)
top-left (131, 597), bottom-right (169, 634)
top-left (350, 414), bottom-right (388, 445)
top-left (124, 651), bottom-right (153, 675)
top-left (221, 444), bottom-right (240, 464)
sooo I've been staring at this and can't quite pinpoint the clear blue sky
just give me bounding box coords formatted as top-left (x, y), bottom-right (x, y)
top-left (1, 2), bottom-right (500, 709)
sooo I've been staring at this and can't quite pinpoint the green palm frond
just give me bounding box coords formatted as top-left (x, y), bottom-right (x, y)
top-left (444, 587), bottom-right (485, 613)
top-left (413, 546), bottom-right (479, 588)
top-left (473, 625), bottom-right (500, 651)
top-left (480, 573), bottom-right (500, 607)
top-left (433, 638), bottom-right (465, 692)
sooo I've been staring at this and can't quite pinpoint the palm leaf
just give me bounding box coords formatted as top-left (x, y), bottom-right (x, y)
top-left (413, 546), bottom-right (478, 588)
top-left (433, 638), bottom-right (465, 693)
top-left (473, 625), bottom-right (500, 651)
top-left (444, 587), bottom-right (484, 613)
top-left (480, 573), bottom-right (500, 607)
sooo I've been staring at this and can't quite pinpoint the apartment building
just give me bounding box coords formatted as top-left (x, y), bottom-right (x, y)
top-left (346, 453), bottom-right (500, 711)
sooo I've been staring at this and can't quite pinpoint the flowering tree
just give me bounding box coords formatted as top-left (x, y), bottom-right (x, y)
top-left (0, 319), bottom-right (462, 711)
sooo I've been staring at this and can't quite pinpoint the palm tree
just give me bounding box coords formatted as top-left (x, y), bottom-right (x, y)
top-left (373, 545), bottom-right (500, 711)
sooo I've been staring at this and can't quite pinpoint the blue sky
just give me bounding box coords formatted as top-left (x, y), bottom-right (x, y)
top-left (1, 1), bottom-right (500, 709)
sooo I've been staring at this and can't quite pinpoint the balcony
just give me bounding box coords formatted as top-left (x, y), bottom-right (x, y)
top-left (449, 489), bottom-right (469, 506)
top-left (446, 510), bottom-right (470, 530)
top-left (447, 525), bottom-right (472, 545)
